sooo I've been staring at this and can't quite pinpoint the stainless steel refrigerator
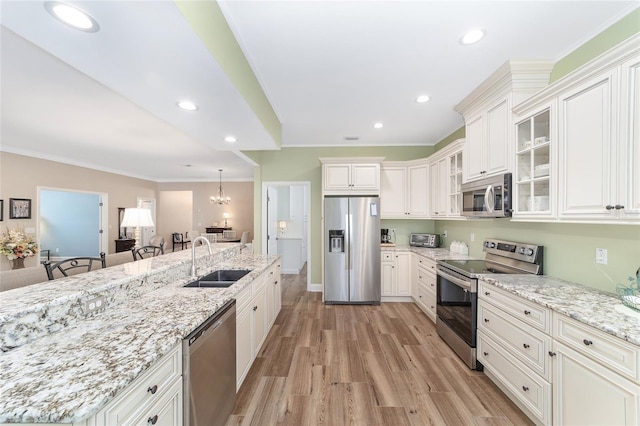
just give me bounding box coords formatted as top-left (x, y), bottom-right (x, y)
top-left (324, 196), bottom-right (381, 304)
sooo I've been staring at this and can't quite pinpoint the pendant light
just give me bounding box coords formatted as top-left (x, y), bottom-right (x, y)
top-left (210, 169), bottom-right (231, 205)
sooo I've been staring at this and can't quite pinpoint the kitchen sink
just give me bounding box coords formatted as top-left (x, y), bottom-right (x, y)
top-left (184, 269), bottom-right (251, 288)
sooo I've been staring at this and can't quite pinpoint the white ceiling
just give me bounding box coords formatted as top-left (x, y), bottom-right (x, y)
top-left (1, 1), bottom-right (638, 181)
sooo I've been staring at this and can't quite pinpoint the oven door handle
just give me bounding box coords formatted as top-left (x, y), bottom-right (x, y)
top-left (438, 268), bottom-right (472, 291)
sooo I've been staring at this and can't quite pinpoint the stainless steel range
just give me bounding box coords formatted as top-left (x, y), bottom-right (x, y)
top-left (436, 239), bottom-right (543, 370)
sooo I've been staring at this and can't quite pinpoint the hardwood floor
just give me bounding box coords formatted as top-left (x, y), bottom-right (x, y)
top-left (227, 268), bottom-right (533, 425)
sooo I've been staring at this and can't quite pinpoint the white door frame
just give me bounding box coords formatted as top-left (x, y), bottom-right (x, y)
top-left (37, 186), bottom-right (108, 260)
top-left (262, 181), bottom-right (311, 291)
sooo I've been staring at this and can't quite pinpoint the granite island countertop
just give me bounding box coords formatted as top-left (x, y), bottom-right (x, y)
top-left (479, 274), bottom-right (640, 347)
top-left (0, 247), bottom-right (279, 424)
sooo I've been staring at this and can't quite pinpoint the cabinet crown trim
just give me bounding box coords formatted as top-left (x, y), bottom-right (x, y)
top-left (320, 157), bottom-right (385, 164)
top-left (513, 33), bottom-right (640, 114)
top-left (455, 60), bottom-right (554, 115)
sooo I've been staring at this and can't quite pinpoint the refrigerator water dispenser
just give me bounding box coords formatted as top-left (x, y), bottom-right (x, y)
top-left (329, 230), bottom-right (344, 252)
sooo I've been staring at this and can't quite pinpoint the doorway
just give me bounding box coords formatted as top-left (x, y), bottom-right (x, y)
top-left (262, 182), bottom-right (311, 290)
top-left (38, 187), bottom-right (108, 260)
top-left (137, 197), bottom-right (157, 246)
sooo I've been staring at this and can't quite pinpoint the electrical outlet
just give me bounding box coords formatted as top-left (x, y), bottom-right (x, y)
top-left (470, 232), bottom-right (475, 242)
top-left (443, 230), bottom-right (448, 238)
top-left (84, 295), bottom-right (106, 315)
top-left (595, 248), bottom-right (608, 265)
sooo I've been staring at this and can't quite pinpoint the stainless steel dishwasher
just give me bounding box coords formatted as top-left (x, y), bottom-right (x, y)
top-left (183, 299), bottom-right (236, 426)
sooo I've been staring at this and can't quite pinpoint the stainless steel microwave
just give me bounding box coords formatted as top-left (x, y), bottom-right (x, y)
top-left (461, 173), bottom-right (512, 218)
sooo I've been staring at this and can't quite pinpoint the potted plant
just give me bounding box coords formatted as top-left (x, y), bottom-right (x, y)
top-left (0, 226), bottom-right (39, 269)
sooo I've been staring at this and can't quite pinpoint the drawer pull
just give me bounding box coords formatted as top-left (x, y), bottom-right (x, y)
top-left (253, 306), bottom-right (258, 311)
top-left (523, 310), bottom-right (531, 315)
top-left (419, 276), bottom-right (422, 279)
top-left (275, 280), bottom-right (279, 285)
top-left (523, 343), bottom-right (530, 349)
top-left (430, 305), bottom-right (435, 309)
top-left (148, 415), bottom-right (158, 425)
top-left (483, 351), bottom-right (489, 356)
top-left (549, 351), bottom-right (556, 357)
top-left (484, 291), bottom-right (490, 296)
top-left (484, 318), bottom-right (489, 323)
top-left (583, 339), bottom-right (593, 346)
top-left (430, 283), bottom-right (434, 287)
top-left (522, 386), bottom-right (529, 392)
top-left (147, 385), bottom-right (158, 395)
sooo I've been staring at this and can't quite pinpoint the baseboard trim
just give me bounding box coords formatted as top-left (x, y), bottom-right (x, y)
top-left (309, 283), bottom-right (322, 292)
top-left (281, 268), bottom-right (301, 274)
top-left (381, 296), bottom-right (414, 303)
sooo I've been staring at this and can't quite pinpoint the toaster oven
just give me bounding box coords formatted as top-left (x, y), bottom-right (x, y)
top-left (410, 233), bottom-right (441, 248)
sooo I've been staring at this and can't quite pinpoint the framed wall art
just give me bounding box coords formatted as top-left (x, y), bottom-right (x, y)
top-left (9, 198), bottom-right (32, 219)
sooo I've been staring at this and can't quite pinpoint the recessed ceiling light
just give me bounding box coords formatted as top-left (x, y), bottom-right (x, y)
top-left (460, 28), bottom-right (486, 45)
top-left (44, 2), bottom-right (99, 32)
top-left (177, 101), bottom-right (198, 111)
top-left (416, 95), bottom-right (430, 103)
top-left (224, 136), bottom-right (237, 143)
top-left (373, 122), bottom-right (384, 129)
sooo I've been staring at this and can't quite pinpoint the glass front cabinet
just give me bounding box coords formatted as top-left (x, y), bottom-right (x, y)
top-left (448, 150), bottom-right (463, 216)
top-left (514, 103), bottom-right (556, 218)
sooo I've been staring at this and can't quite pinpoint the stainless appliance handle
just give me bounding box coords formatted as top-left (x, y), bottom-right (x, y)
top-left (484, 185), bottom-right (495, 213)
top-left (437, 268), bottom-right (472, 291)
top-left (348, 213), bottom-right (353, 270)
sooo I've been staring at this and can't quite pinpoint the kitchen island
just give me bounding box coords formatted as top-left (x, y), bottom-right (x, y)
top-left (0, 244), bottom-right (279, 424)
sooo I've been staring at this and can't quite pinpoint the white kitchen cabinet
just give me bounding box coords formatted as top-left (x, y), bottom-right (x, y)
top-left (380, 160), bottom-right (429, 218)
top-left (93, 344), bottom-right (182, 426)
top-left (413, 256), bottom-right (436, 322)
top-left (514, 104), bottom-right (556, 219)
top-left (380, 250), bottom-right (411, 297)
top-left (552, 312), bottom-right (640, 425)
top-left (463, 96), bottom-right (511, 182)
top-left (320, 158), bottom-right (383, 195)
top-left (455, 61), bottom-right (553, 184)
top-left (235, 264), bottom-right (280, 390)
top-left (428, 139), bottom-right (464, 218)
top-left (478, 280), bottom-right (552, 425)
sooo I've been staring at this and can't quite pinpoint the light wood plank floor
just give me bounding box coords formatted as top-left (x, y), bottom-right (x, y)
top-left (227, 267), bottom-right (533, 425)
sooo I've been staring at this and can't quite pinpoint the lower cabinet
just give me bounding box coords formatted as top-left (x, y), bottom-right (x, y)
top-left (236, 261), bottom-right (281, 391)
top-left (413, 256), bottom-right (437, 322)
top-left (479, 279), bottom-right (640, 425)
top-left (92, 344), bottom-right (183, 426)
top-left (380, 250), bottom-right (411, 297)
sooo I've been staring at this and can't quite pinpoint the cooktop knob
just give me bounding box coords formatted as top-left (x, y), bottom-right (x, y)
top-left (527, 248), bottom-right (535, 256)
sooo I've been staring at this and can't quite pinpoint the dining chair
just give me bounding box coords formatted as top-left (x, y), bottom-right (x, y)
top-left (44, 253), bottom-right (107, 280)
top-left (132, 245), bottom-right (164, 260)
top-left (240, 231), bottom-right (250, 247)
top-left (172, 232), bottom-right (190, 251)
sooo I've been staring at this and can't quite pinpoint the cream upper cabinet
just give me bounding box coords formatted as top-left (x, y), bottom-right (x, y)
top-left (513, 103), bottom-right (556, 219)
top-left (463, 96), bottom-right (511, 182)
top-left (428, 139), bottom-right (464, 218)
top-left (380, 160), bottom-right (428, 219)
top-left (455, 61), bottom-right (553, 184)
top-left (558, 70), bottom-right (617, 220)
top-left (321, 158), bottom-right (384, 195)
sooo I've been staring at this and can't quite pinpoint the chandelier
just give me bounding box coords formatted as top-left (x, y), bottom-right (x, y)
top-left (210, 169), bottom-right (231, 205)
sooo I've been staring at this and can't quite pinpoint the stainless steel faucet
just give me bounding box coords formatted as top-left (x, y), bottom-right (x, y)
top-left (190, 236), bottom-right (212, 278)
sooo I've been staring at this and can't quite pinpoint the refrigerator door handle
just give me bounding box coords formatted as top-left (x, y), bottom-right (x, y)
top-left (347, 213), bottom-right (353, 270)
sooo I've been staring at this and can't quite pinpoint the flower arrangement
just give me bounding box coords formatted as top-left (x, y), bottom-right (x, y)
top-left (0, 227), bottom-right (39, 260)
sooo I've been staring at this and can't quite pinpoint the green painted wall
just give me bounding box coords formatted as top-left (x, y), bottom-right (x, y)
top-left (550, 8), bottom-right (640, 83)
top-left (176, 0), bottom-right (281, 146)
top-left (244, 146), bottom-right (435, 284)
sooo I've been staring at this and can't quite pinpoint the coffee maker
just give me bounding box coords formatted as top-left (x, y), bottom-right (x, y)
top-left (381, 228), bottom-right (391, 244)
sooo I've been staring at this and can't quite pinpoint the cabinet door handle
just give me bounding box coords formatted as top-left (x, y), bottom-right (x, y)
top-left (523, 343), bottom-right (530, 349)
top-left (523, 310), bottom-right (531, 315)
top-left (484, 318), bottom-right (489, 323)
top-left (615, 205), bottom-right (624, 210)
top-left (147, 385), bottom-right (158, 395)
top-left (583, 339), bottom-right (593, 346)
top-left (522, 386), bottom-right (529, 392)
top-left (148, 415), bottom-right (158, 425)
top-left (484, 291), bottom-right (490, 296)
top-left (483, 351), bottom-right (489, 356)
top-left (274, 280), bottom-right (279, 285)
top-left (253, 306), bottom-right (258, 311)
top-left (549, 351), bottom-right (556, 357)
top-left (606, 205), bottom-right (614, 210)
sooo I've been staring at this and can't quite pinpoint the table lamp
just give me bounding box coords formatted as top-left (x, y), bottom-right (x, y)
top-left (223, 212), bottom-right (230, 227)
top-left (120, 208), bottom-right (154, 248)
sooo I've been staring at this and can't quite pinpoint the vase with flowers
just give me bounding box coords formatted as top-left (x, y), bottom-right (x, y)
top-left (0, 226), bottom-right (39, 269)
